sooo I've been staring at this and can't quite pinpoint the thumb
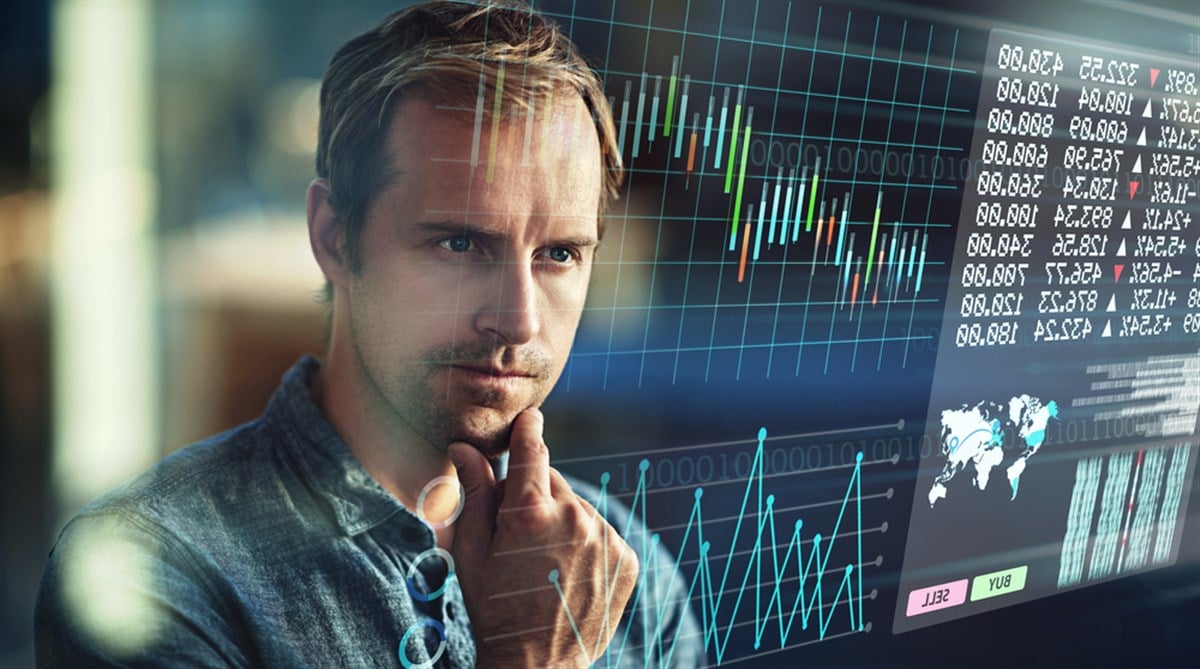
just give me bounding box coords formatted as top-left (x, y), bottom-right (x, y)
top-left (448, 442), bottom-right (498, 567)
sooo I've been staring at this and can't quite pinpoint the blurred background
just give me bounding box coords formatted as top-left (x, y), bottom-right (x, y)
top-left (3, 1), bottom-right (1198, 667)
top-left (2, 1), bottom-right (664, 664)
top-left (1, 1), bottom-right (421, 664)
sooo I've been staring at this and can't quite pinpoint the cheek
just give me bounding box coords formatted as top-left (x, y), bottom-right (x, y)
top-left (541, 279), bottom-right (590, 344)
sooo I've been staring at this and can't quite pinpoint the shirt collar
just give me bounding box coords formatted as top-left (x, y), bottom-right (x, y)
top-left (265, 355), bottom-right (411, 537)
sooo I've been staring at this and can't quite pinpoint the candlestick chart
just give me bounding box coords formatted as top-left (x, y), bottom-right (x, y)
top-left (529, 1), bottom-right (974, 388)
top-left (525, 2), bottom-right (1200, 668)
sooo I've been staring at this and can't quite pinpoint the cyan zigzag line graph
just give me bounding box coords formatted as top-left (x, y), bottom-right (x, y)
top-left (552, 427), bottom-right (867, 666)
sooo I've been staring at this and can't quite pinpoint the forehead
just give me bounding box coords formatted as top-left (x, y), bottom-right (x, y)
top-left (379, 93), bottom-right (604, 226)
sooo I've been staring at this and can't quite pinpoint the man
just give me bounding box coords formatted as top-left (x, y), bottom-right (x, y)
top-left (35, 1), bottom-right (703, 666)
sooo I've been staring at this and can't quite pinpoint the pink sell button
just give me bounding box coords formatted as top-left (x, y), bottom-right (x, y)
top-left (905, 579), bottom-right (969, 617)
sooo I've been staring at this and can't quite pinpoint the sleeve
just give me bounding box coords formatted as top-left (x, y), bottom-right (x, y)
top-left (34, 510), bottom-right (253, 668)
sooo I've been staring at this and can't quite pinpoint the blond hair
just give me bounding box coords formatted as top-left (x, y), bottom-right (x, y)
top-left (316, 0), bottom-right (622, 275)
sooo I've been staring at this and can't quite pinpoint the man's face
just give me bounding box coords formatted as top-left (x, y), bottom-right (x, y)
top-left (346, 93), bottom-right (603, 458)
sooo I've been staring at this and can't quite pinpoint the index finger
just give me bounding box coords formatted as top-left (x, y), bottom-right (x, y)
top-left (502, 408), bottom-right (553, 505)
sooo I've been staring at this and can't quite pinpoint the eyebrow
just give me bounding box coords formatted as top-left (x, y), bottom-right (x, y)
top-left (413, 220), bottom-right (599, 249)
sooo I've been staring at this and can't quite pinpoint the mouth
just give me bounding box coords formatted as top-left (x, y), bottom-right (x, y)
top-left (449, 361), bottom-right (535, 377)
top-left (446, 364), bottom-right (538, 388)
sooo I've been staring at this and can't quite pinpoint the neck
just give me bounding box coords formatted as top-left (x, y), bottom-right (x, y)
top-left (311, 314), bottom-right (460, 547)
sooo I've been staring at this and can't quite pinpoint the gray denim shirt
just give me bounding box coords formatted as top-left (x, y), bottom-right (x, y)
top-left (35, 356), bottom-right (705, 667)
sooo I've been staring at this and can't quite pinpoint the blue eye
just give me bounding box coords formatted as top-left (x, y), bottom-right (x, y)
top-left (547, 247), bottom-right (574, 263)
top-left (439, 235), bottom-right (473, 253)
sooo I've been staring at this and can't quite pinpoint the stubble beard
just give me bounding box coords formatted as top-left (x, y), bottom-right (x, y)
top-left (391, 339), bottom-right (558, 459)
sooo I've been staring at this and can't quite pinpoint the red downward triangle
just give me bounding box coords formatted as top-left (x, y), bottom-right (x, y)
top-left (1129, 180), bottom-right (1140, 200)
top-left (1150, 68), bottom-right (1160, 88)
top-left (1114, 264), bottom-right (1125, 283)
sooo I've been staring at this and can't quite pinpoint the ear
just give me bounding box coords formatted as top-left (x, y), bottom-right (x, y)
top-left (307, 178), bottom-right (350, 290)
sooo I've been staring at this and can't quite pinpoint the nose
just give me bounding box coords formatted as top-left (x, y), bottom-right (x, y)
top-left (473, 256), bottom-right (540, 346)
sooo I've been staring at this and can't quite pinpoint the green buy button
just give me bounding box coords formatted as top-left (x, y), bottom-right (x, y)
top-left (970, 565), bottom-right (1028, 602)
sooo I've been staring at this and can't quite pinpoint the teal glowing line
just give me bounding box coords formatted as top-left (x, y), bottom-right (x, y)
top-left (714, 88), bottom-right (729, 168)
top-left (915, 232), bottom-right (928, 293)
top-left (768, 171), bottom-right (782, 249)
top-left (703, 95), bottom-right (714, 147)
top-left (648, 75), bottom-right (662, 147)
top-left (887, 233), bottom-right (898, 287)
top-left (792, 166), bottom-right (808, 243)
top-left (906, 236), bottom-right (917, 280)
top-left (548, 569), bottom-right (590, 659)
top-left (554, 428), bottom-right (867, 665)
top-left (617, 79), bottom-right (631, 156)
top-left (779, 170), bottom-right (795, 245)
top-left (841, 243), bottom-right (854, 302)
top-left (834, 202), bottom-right (848, 267)
top-left (674, 75), bottom-right (691, 157)
top-left (632, 73), bottom-right (647, 158)
top-left (753, 196), bottom-right (766, 261)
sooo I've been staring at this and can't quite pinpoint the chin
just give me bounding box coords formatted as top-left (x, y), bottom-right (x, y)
top-left (440, 407), bottom-right (519, 459)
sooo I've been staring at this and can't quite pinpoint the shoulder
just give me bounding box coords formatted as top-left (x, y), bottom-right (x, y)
top-left (33, 418), bottom-right (308, 665)
top-left (71, 417), bottom-right (311, 543)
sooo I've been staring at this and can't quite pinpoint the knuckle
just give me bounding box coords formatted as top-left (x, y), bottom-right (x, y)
top-left (500, 497), bottom-right (556, 528)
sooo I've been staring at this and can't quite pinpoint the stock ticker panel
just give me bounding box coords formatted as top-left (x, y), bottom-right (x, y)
top-left (515, 1), bottom-right (1200, 665)
top-left (895, 30), bottom-right (1199, 632)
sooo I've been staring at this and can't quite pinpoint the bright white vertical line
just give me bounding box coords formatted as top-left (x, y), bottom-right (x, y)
top-left (753, 182), bottom-right (768, 261)
top-left (887, 232), bottom-right (899, 287)
top-left (915, 232), bottom-right (928, 293)
top-left (895, 231), bottom-right (908, 293)
top-left (792, 166), bottom-right (808, 243)
top-left (779, 169), bottom-right (795, 244)
top-left (768, 168), bottom-right (782, 247)
top-left (632, 73), bottom-right (648, 158)
top-left (907, 233), bottom-right (918, 279)
top-left (51, 0), bottom-right (158, 513)
top-left (470, 72), bottom-right (485, 167)
top-left (703, 94), bottom-right (715, 147)
top-left (648, 75), bottom-right (662, 148)
top-left (834, 199), bottom-right (849, 266)
top-left (617, 79), bottom-right (631, 157)
top-left (714, 87), bottom-right (729, 167)
top-left (842, 235), bottom-right (856, 306)
top-left (674, 75), bottom-right (691, 158)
